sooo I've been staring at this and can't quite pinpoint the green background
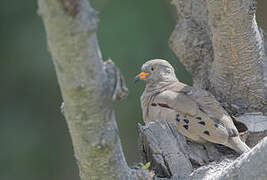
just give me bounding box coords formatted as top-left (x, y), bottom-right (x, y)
top-left (0, 0), bottom-right (266, 179)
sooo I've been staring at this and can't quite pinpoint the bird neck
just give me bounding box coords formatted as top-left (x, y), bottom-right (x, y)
top-left (145, 79), bottom-right (178, 93)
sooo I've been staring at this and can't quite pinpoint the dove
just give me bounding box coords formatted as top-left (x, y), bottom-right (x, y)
top-left (134, 59), bottom-right (250, 154)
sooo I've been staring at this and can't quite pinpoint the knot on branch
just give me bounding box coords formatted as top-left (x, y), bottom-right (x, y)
top-left (58, 0), bottom-right (99, 32)
top-left (59, 0), bottom-right (79, 17)
top-left (104, 59), bottom-right (128, 101)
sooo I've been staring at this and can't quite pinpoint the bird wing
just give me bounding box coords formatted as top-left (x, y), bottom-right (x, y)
top-left (152, 82), bottom-right (238, 145)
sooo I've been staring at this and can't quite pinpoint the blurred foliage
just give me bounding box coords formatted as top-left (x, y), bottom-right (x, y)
top-left (0, 0), bottom-right (78, 180)
top-left (1, 0), bottom-right (266, 179)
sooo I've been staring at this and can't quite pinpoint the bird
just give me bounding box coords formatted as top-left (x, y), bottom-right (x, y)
top-left (134, 59), bottom-right (250, 154)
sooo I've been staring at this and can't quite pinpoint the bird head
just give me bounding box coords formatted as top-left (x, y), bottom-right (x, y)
top-left (134, 59), bottom-right (177, 84)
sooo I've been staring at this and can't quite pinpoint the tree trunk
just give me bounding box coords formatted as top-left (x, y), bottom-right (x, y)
top-left (38, 0), bottom-right (150, 179)
top-left (38, 0), bottom-right (267, 179)
top-left (169, 0), bottom-right (267, 115)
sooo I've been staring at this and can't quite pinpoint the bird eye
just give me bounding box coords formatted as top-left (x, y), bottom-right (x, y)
top-left (151, 66), bottom-right (156, 71)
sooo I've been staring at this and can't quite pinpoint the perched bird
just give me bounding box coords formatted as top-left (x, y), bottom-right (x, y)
top-left (134, 59), bottom-right (250, 154)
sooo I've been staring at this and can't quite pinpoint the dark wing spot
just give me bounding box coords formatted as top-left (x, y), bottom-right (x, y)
top-left (183, 125), bottom-right (189, 130)
top-left (196, 117), bottom-right (202, 120)
top-left (184, 119), bottom-right (189, 124)
top-left (227, 128), bottom-right (238, 137)
top-left (203, 131), bottom-right (210, 136)
top-left (151, 103), bottom-right (157, 106)
top-left (176, 114), bottom-right (180, 122)
top-left (198, 121), bottom-right (205, 126)
top-left (158, 103), bottom-right (174, 109)
top-left (214, 124), bottom-right (219, 128)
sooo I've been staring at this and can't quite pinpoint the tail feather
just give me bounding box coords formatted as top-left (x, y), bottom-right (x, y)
top-left (227, 137), bottom-right (250, 154)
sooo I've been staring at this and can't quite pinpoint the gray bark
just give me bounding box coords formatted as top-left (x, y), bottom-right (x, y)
top-left (38, 0), bottom-right (151, 179)
top-left (139, 120), bottom-right (267, 180)
top-left (191, 137), bottom-right (267, 180)
top-left (138, 121), bottom-right (192, 178)
top-left (215, 137), bottom-right (267, 180)
top-left (207, 0), bottom-right (265, 112)
top-left (169, 0), bottom-right (267, 115)
top-left (38, 0), bottom-right (267, 179)
top-left (139, 0), bottom-right (267, 179)
top-left (139, 120), bottom-right (227, 178)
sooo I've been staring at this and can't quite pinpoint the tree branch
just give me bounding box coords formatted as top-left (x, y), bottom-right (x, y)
top-left (192, 136), bottom-right (267, 180)
top-left (38, 0), bottom-right (150, 179)
top-left (215, 137), bottom-right (267, 180)
top-left (140, 121), bottom-right (267, 179)
top-left (138, 121), bottom-right (193, 178)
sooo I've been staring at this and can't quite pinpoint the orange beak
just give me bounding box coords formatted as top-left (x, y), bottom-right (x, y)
top-left (134, 72), bottom-right (150, 83)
